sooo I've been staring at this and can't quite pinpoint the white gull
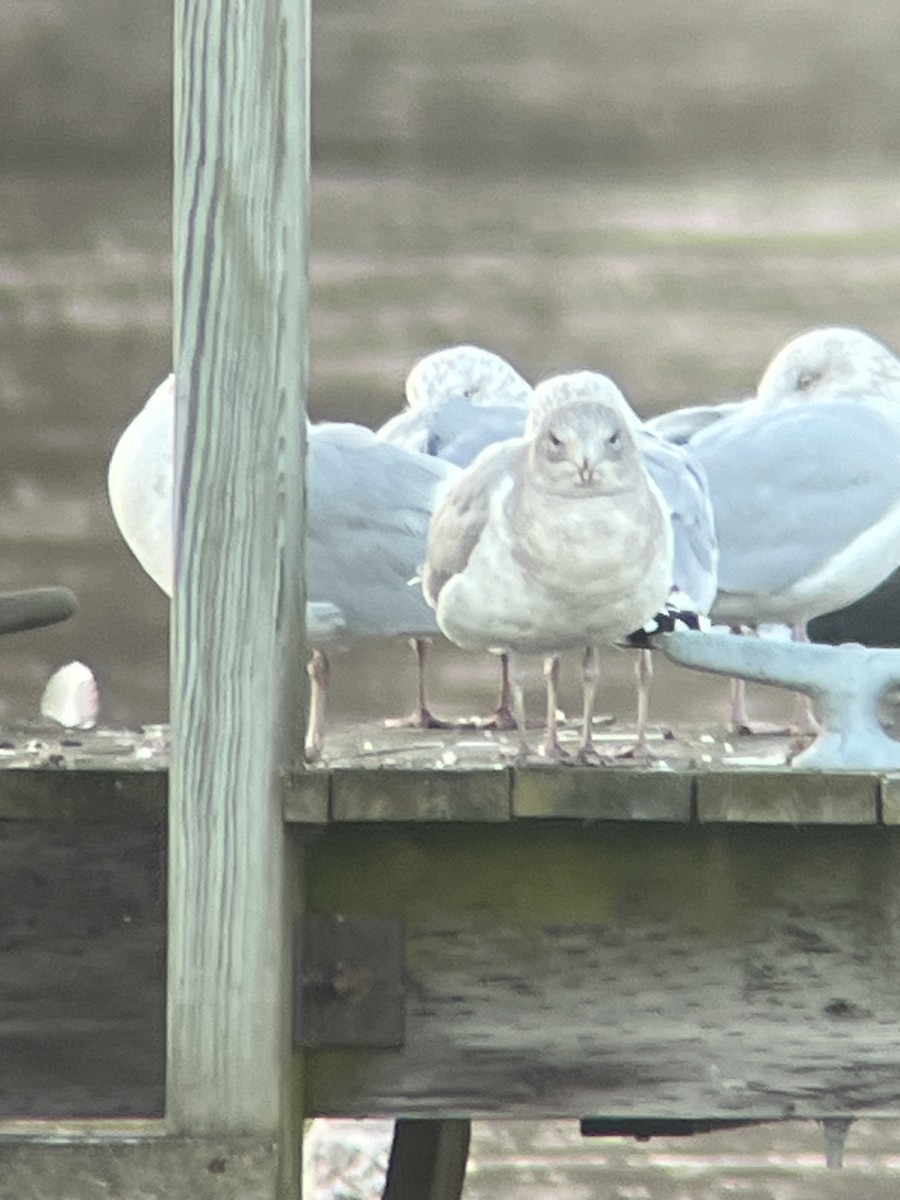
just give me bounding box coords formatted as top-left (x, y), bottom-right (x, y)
top-left (108, 375), bottom-right (459, 758)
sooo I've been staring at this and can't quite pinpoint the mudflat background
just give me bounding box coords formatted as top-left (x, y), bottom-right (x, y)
top-left (3, 0), bottom-right (900, 1194)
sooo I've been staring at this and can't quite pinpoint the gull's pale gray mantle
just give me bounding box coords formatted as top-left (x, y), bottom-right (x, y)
top-left (376, 343), bottom-right (532, 466)
top-left (108, 375), bottom-right (460, 756)
top-left (423, 377), bottom-right (673, 759)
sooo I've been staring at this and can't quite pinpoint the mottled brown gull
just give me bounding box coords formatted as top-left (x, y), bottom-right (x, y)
top-left (423, 374), bottom-right (673, 761)
top-left (526, 370), bottom-right (715, 755)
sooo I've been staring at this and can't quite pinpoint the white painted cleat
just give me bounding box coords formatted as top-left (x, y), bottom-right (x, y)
top-left (40, 661), bottom-right (100, 730)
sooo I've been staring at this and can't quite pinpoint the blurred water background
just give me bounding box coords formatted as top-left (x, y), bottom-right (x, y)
top-left (4, 0), bottom-right (900, 730)
top-left (5, 1), bottom-right (900, 1191)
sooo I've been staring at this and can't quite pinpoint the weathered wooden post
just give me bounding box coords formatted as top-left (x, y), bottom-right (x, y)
top-left (169, 0), bottom-right (309, 1191)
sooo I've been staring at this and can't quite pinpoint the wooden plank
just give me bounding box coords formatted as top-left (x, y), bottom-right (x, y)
top-left (295, 915), bottom-right (405, 1048)
top-left (696, 772), bottom-right (878, 823)
top-left (0, 1118), bottom-right (166, 1140)
top-left (304, 823), bottom-right (900, 1118)
top-left (283, 771), bottom-right (329, 824)
top-left (330, 768), bottom-right (510, 821)
top-left (382, 1119), bottom-right (471, 1200)
top-left (0, 1134), bottom-right (281, 1200)
top-left (0, 821), bottom-right (165, 1119)
top-left (169, 0), bottom-right (308, 1192)
top-left (880, 774), bottom-right (900, 824)
top-left (513, 766), bottom-right (692, 821)
top-left (0, 769), bottom-right (166, 822)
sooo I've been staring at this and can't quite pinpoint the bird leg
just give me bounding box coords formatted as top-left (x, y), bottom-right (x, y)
top-left (617, 648), bottom-right (655, 760)
top-left (539, 654), bottom-right (569, 759)
top-left (789, 622), bottom-right (821, 737)
top-left (728, 626), bottom-right (791, 736)
top-left (305, 649), bottom-right (329, 762)
top-left (384, 639), bottom-right (453, 729)
top-left (576, 645), bottom-right (604, 765)
top-left (478, 653), bottom-right (534, 730)
top-left (729, 675), bottom-right (752, 734)
top-left (508, 653), bottom-right (531, 759)
top-left (488, 653), bottom-right (518, 730)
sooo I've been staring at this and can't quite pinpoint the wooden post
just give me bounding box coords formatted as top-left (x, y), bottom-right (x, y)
top-left (169, 0), bottom-right (308, 1192)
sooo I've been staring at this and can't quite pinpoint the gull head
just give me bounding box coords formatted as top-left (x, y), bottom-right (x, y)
top-left (755, 326), bottom-right (900, 408)
top-left (529, 397), bottom-right (639, 497)
top-left (406, 345), bottom-right (532, 410)
top-left (525, 370), bottom-right (641, 437)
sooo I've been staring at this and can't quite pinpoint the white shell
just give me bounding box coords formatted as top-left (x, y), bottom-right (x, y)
top-left (40, 661), bottom-right (100, 730)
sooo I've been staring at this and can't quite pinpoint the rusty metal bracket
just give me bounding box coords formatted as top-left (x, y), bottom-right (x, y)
top-left (294, 914), bottom-right (405, 1048)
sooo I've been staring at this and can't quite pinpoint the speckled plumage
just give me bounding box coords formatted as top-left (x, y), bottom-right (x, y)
top-left (424, 377), bottom-right (673, 758)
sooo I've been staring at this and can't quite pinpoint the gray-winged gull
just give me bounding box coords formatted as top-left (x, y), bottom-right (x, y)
top-left (378, 345), bottom-right (533, 725)
top-left (684, 326), bottom-right (900, 733)
top-left (423, 374), bottom-right (673, 761)
top-left (377, 344), bottom-right (531, 464)
top-left (108, 375), bottom-right (460, 759)
top-left (526, 370), bottom-right (716, 755)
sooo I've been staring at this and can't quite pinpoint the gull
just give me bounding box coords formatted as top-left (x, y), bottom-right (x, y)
top-left (378, 344), bottom-right (533, 724)
top-left (422, 376), bottom-right (673, 762)
top-left (377, 343), bottom-right (531, 465)
top-left (527, 371), bottom-right (717, 755)
top-left (685, 326), bottom-right (900, 733)
top-left (108, 375), bottom-right (459, 758)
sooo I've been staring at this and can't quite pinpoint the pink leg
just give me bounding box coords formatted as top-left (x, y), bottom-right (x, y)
top-left (539, 655), bottom-right (569, 759)
top-left (789, 623), bottom-right (820, 736)
top-left (384, 639), bottom-right (452, 729)
top-left (728, 626), bottom-right (791, 736)
top-left (489, 654), bottom-right (518, 730)
top-left (508, 654), bottom-right (531, 760)
top-left (305, 649), bottom-right (329, 762)
top-left (576, 645), bottom-right (604, 765)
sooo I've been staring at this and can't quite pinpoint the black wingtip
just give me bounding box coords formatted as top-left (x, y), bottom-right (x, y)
top-left (619, 588), bottom-right (709, 649)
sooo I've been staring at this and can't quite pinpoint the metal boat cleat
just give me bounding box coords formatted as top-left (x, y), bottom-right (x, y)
top-left (661, 630), bottom-right (900, 769)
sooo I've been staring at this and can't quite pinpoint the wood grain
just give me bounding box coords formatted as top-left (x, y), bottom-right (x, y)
top-left (168, 1), bottom-right (309, 1186)
top-left (305, 823), bottom-right (900, 1119)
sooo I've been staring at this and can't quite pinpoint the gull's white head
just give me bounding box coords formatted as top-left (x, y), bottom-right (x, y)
top-left (528, 392), bottom-right (642, 499)
top-left (755, 326), bottom-right (900, 408)
top-left (525, 370), bottom-right (640, 438)
top-left (405, 345), bottom-right (532, 410)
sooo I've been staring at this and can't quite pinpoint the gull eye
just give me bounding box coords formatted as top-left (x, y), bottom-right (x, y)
top-left (608, 429), bottom-right (620, 446)
top-left (796, 369), bottom-right (820, 392)
top-left (547, 431), bottom-right (563, 448)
